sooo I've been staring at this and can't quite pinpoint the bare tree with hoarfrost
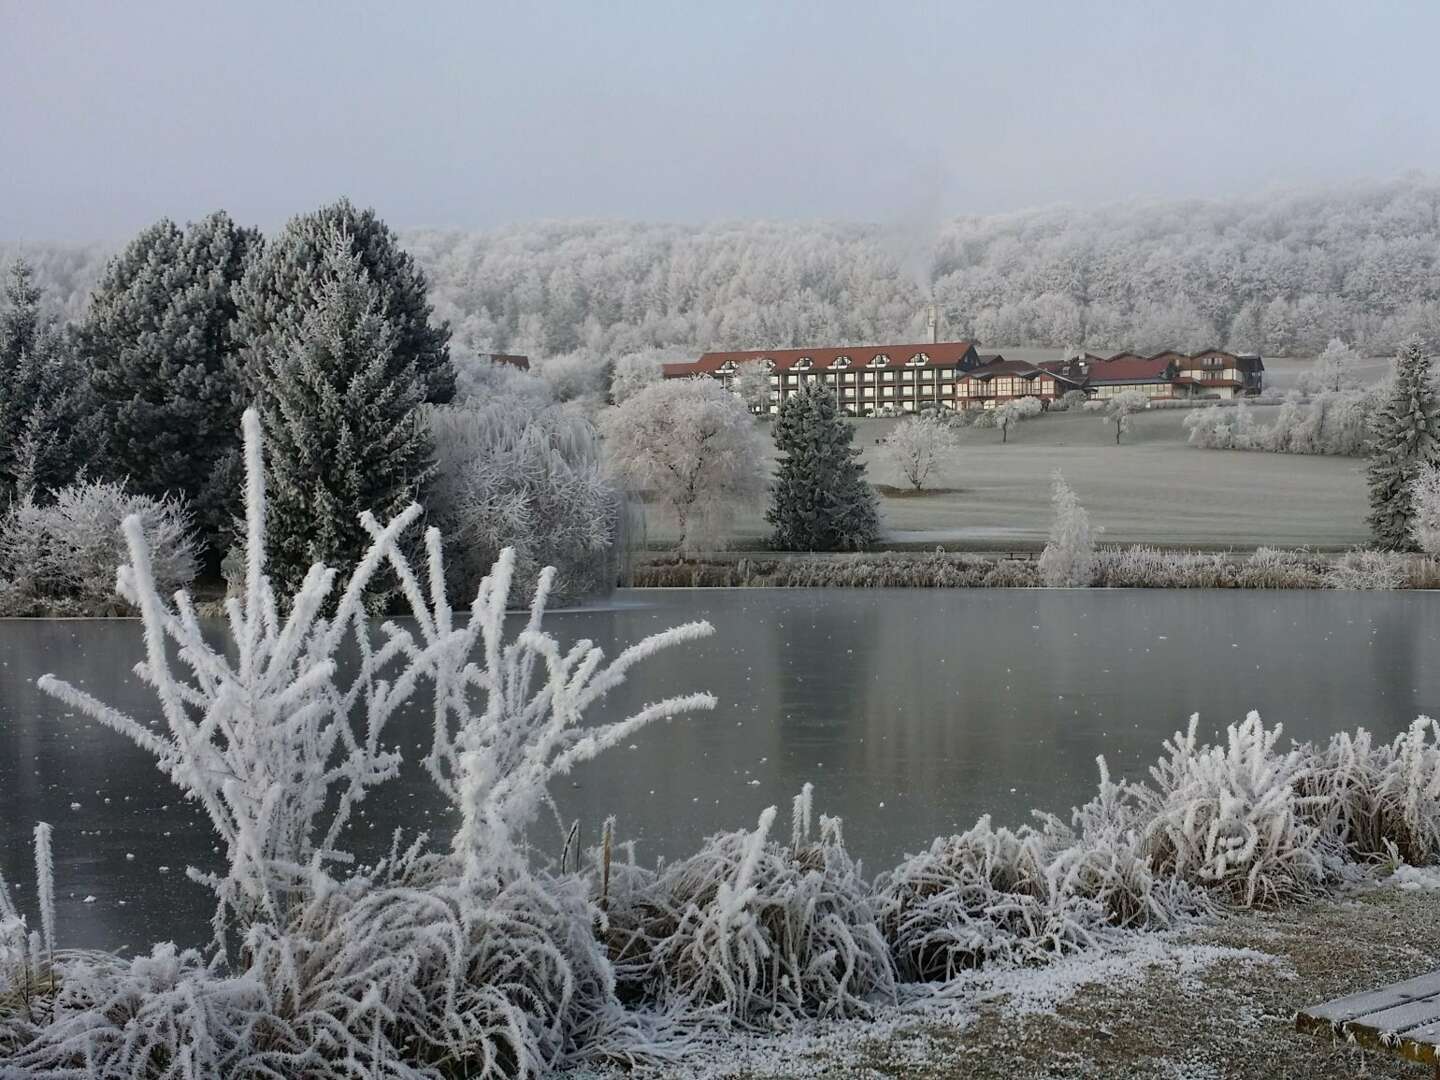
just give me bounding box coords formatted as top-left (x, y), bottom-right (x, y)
top-left (1038, 470), bottom-right (1098, 586)
top-left (881, 412), bottom-right (955, 490)
top-left (1409, 463), bottom-right (1440, 555)
top-left (732, 361), bottom-right (772, 415)
top-left (1298, 337), bottom-right (1363, 395)
top-left (1101, 390), bottom-right (1148, 444)
top-left (599, 378), bottom-right (767, 552)
top-left (608, 349), bottom-right (664, 404)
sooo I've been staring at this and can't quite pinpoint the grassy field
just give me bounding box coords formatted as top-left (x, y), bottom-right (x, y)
top-left (640, 405), bottom-right (1372, 551)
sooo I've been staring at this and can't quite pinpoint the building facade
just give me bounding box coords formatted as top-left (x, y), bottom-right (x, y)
top-left (661, 341), bottom-right (981, 415)
top-left (954, 358), bottom-right (1087, 408)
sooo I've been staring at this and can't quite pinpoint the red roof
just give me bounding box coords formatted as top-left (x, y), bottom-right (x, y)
top-left (664, 340), bottom-right (979, 377)
top-left (960, 358), bottom-right (1086, 387)
top-left (1086, 357), bottom-right (1176, 383)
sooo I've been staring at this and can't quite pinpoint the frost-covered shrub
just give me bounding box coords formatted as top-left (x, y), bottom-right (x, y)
top-left (1092, 546), bottom-right (1230, 588)
top-left (1038, 471), bottom-right (1097, 587)
top-left (877, 816), bottom-right (1107, 981)
top-left (1185, 390), bottom-right (1378, 456)
top-left (0, 480), bottom-right (198, 615)
top-left (20, 409), bottom-right (718, 1078)
top-left (1134, 713), bottom-right (1332, 907)
top-left (1184, 402), bottom-right (1262, 450)
top-left (428, 398), bottom-right (622, 603)
top-left (1235, 546), bottom-right (1327, 588)
top-left (1048, 389), bottom-right (1089, 412)
top-left (608, 787), bottom-right (895, 1027)
top-left (1324, 548), bottom-right (1410, 589)
top-left (1307, 719), bottom-right (1440, 865)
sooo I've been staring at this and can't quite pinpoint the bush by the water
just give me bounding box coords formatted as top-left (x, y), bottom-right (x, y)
top-left (0, 479), bottom-right (197, 615)
top-left (11, 418), bottom-right (1440, 1077)
top-left (633, 546), bottom-right (1436, 590)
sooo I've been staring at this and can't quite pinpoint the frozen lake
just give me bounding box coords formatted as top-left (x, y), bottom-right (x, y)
top-left (3, 587), bottom-right (1439, 951)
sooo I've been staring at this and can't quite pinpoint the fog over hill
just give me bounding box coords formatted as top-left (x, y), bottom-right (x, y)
top-left (6, 176), bottom-right (1440, 363)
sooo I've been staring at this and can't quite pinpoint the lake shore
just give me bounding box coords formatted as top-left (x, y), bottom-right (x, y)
top-left (647, 877), bottom-right (1440, 1079)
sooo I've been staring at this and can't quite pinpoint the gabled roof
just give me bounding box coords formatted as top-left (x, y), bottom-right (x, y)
top-left (1086, 357), bottom-right (1176, 383)
top-left (665, 340), bottom-right (979, 376)
top-left (959, 359), bottom-right (1087, 388)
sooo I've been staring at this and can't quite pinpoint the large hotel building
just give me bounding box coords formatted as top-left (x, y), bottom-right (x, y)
top-left (661, 341), bottom-right (1263, 415)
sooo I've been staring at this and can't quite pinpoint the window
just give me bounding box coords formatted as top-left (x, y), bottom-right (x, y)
top-left (794, 357), bottom-right (813, 370)
top-left (833, 355), bottom-right (851, 369)
top-left (717, 360), bottom-right (737, 375)
top-left (883, 370), bottom-right (896, 382)
top-left (867, 354), bottom-right (889, 368)
top-left (760, 358), bottom-right (775, 370)
top-left (907, 352), bottom-right (929, 367)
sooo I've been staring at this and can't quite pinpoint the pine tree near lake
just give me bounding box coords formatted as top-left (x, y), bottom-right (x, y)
top-left (1367, 336), bottom-right (1440, 550)
top-left (0, 261), bottom-right (97, 504)
top-left (767, 383), bottom-right (880, 551)
top-left (236, 197), bottom-right (455, 407)
top-left (253, 228), bottom-right (436, 602)
top-left (80, 212), bottom-right (258, 555)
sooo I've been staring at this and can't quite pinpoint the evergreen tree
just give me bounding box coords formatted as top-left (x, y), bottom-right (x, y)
top-left (81, 212), bottom-right (259, 552)
top-left (236, 197), bottom-right (454, 405)
top-left (0, 261), bottom-right (95, 503)
top-left (255, 228), bottom-right (435, 602)
top-left (1367, 336), bottom-right (1440, 549)
top-left (767, 383), bottom-right (879, 551)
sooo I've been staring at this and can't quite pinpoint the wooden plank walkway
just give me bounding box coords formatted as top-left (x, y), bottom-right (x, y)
top-left (1297, 969), bottom-right (1440, 1073)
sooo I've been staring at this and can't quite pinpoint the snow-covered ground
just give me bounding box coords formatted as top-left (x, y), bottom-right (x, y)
top-left (642, 407), bottom-right (1372, 550)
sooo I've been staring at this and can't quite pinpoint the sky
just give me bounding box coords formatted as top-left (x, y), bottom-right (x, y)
top-left (3, 0), bottom-right (1440, 242)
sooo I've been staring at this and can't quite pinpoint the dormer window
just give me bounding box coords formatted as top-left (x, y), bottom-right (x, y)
top-left (717, 360), bottom-right (738, 375)
top-left (794, 357), bottom-right (813, 370)
top-left (760, 358), bottom-right (776, 370)
top-left (867, 354), bottom-right (889, 368)
top-left (833, 355), bottom-right (851, 369)
top-left (907, 353), bottom-right (929, 367)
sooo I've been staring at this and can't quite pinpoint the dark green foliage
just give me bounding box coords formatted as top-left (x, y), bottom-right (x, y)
top-left (1367, 336), bottom-right (1440, 550)
top-left (81, 212), bottom-right (258, 554)
top-left (767, 384), bottom-right (880, 551)
top-left (254, 230), bottom-right (435, 603)
top-left (0, 261), bottom-right (97, 503)
top-left (236, 197), bottom-right (454, 406)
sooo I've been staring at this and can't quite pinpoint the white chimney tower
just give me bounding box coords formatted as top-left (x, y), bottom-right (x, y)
top-left (927, 302), bottom-right (938, 344)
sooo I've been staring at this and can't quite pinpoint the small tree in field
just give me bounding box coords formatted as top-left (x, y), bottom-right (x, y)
top-left (1409, 463), bottom-right (1440, 556)
top-left (1038, 470), bottom-right (1099, 587)
top-left (1300, 338), bottom-right (1362, 395)
top-left (768, 384), bottom-right (880, 550)
top-left (599, 378), bottom-right (767, 553)
top-left (1102, 390), bottom-right (1148, 444)
top-left (1368, 336), bottom-right (1440, 550)
top-left (882, 412), bottom-right (955, 490)
top-left (733, 362), bottom-right (772, 415)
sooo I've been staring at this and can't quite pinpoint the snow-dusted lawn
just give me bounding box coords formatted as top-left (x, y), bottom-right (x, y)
top-left (641, 408), bottom-right (1371, 550)
top-left (604, 879), bottom-right (1440, 1079)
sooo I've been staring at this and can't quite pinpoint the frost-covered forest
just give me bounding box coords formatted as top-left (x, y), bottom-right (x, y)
top-left (7, 177), bottom-right (1440, 363)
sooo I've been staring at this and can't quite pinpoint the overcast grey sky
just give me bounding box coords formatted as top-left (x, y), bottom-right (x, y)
top-left (3, 0), bottom-right (1439, 242)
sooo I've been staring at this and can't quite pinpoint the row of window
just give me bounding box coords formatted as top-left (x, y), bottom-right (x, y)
top-left (720, 352), bottom-right (936, 374)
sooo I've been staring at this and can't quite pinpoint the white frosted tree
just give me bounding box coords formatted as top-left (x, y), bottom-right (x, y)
top-left (1368, 336), bottom-right (1440, 549)
top-left (1038, 470), bottom-right (1099, 587)
top-left (598, 378), bottom-right (767, 553)
top-left (1102, 390), bottom-right (1148, 444)
top-left (881, 412), bottom-right (955, 490)
top-left (1409, 463), bottom-right (1440, 556)
top-left (609, 349), bottom-right (664, 404)
top-left (1298, 337), bottom-right (1362, 395)
top-left (732, 362), bottom-right (772, 415)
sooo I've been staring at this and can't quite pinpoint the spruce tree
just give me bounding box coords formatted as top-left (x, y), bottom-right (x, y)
top-left (255, 229), bottom-right (435, 603)
top-left (81, 212), bottom-right (259, 552)
top-left (767, 383), bottom-right (879, 550)
top-left (1367, 336), bottom-right (1440, 549)
top-left (0, 261), bottom-right (95, 503)
top-left (236, 197), bottom-right (454, 406)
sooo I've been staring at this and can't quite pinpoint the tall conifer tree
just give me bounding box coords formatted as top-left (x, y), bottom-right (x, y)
top-left (767, 383), bottom-right (879, 551)
top-left (236, 197), bottom-right (454, 405)
top-left (254, 229), bottom-right (435, 601)
top-left (0, 261), bottom-right (95, 502)
top-left (1367, 336), bottom-right (1440, 549)
top-left (82, 211), bottom-right (258, 551)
